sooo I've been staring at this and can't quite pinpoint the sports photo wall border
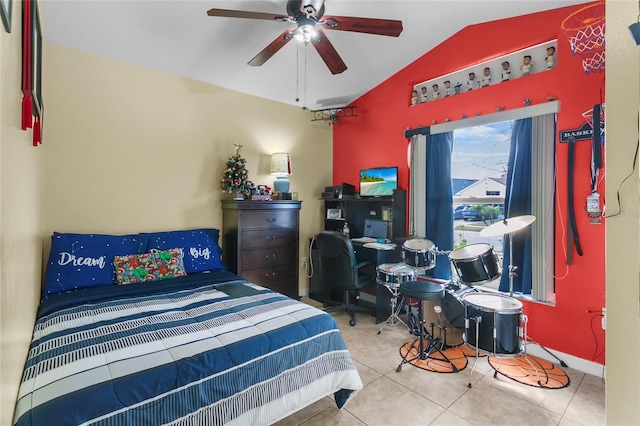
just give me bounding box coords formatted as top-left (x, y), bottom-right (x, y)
top-left (410, 40), bottom-right (557, 106)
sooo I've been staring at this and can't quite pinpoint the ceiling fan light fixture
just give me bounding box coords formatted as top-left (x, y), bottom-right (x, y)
top-left (294, 24), bottom-right (318, 43)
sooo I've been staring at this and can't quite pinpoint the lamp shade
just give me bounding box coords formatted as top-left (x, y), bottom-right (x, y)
top-left (270, 153), bottom-right (292, 176)
top-left (270, 153), bottom-right (292, 193)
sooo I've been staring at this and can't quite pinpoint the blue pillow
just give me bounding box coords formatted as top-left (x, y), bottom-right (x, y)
top-left (140, 229), bottom-right (225, 274)
top-left (44, 232), bottom-right (147, 296)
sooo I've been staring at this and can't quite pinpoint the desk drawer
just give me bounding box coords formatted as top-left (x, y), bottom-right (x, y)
top-left (242, 247), bottom-right (297, 269)
top-left (242, 229), bottom-right (297, 249)
top-left (241, 210), bottom-right (297, 230)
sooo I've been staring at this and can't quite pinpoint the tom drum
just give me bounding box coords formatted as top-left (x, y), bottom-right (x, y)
top-left (449, 243), bottom-right (501, 285)
top-left (463, 293), bottom-right (523, 357)
top-left (402, 239), bottom-right (436, 270)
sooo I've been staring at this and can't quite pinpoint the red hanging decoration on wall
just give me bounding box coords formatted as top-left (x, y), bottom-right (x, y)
top-left (21, 0), bottom-right (32, 131)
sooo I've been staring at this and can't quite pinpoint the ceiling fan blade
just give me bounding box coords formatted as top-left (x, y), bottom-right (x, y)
top-left (248, 30), bottom-right (295, 67)
top-left (207, 8), bottom-right (288, 22)
top-left (311, 30), bottom-right (347, 75)
top-left (321, 16), bottom-right (403, 37)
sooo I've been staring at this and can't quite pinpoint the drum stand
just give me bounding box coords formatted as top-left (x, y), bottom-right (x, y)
top-left (377, 287), bottom-right (410, 334)
top-left (466, 315), bottom-right (482, 388)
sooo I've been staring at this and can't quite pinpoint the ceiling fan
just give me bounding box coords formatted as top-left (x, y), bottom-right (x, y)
top-left (207, 0), bottom-right (403, 75)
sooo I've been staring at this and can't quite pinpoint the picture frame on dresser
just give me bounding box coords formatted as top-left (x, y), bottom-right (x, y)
top-left (1, 0), bottom-right (12, 32)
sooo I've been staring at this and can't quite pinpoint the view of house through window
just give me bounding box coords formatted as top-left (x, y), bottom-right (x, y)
top-left (451, 120), bottom-right (514, 288)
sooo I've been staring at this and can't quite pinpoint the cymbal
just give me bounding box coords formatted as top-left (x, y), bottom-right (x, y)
top-left (479, 215), bottom-right (536, 237)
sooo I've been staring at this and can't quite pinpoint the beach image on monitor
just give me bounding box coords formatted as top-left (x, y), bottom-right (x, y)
top-left (360, 167), bottom-right (397, 196)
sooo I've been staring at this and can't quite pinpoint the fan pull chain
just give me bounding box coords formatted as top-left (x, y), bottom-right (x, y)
top-left (295, 43), bottom-right (300, 103)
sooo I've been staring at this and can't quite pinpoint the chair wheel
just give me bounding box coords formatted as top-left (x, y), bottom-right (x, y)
top-left (349, 318), bottom-right (356, 326)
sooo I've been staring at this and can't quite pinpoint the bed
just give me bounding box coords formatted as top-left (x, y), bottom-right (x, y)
top-left (13, 229), bottom-right (362, 425)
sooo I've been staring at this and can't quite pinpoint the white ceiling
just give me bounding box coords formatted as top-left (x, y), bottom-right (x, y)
top-left (41, 0), bottom-right (588, 111)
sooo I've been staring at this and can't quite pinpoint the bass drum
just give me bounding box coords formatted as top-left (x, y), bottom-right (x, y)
top-left (422, 297), bottom-right (464, 347)
top-left (441, 284), bottom-right (478, 329)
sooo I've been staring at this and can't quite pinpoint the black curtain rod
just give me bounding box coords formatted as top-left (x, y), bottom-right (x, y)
top-left (404, 126), bottom-right (430, 139)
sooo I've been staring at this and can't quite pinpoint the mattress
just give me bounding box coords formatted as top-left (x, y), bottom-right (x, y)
top-left (13, 271), bottom-right (362, 425)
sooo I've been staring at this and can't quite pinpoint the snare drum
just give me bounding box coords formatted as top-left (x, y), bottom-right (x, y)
top-left (376, 263), bottom-right (417, 288)
top-left (463, 293), bottom-right (522, 356)
top-left (449, 243), bottom-right (501, 285)
top-left (402, 239), bottom-right (436, 269)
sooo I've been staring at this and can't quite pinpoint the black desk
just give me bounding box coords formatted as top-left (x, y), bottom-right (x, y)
top-left (352, 242), bottom-right (408, 323)
top-left (308, 239), bottom-right (408, 323)
top-left (351, 241), bottom-right (402, 265)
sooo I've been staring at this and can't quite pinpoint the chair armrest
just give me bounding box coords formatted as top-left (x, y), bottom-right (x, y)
top-left (354, 261), bottom-right (374, 271)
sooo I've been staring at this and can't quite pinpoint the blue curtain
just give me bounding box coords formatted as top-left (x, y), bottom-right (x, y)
top-left (499, 118), bottom-right (533, 294)
top-left (425, 132), bottom-right (453, 279)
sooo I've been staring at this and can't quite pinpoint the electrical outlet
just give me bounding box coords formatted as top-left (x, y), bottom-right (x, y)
top-left (301, 257), bottom-right (308, 269)
top-left (601, 307), bottom-right (606, 330)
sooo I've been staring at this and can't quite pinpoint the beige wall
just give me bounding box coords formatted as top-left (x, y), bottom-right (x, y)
top-left (43, 43), bottom-right (332, 293)
top-left (1, 39), bottom-right (332, 425)
top-left (0, 4), bottom-right (47, 425)
top-left (605, 2), bottom-right (640, 424)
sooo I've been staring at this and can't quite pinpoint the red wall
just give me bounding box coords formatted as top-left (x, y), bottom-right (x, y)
top-left (333, 3), bottom-right (605, 364)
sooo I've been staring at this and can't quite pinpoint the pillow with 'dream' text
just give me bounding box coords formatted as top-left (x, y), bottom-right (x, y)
top-left (43, 232), bottom-right (146, 296)
top-left (140, 229), bottom-right (225, 274)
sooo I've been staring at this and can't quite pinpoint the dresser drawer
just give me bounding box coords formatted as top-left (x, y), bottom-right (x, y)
top-left (242, 264), bottom-right (297, 287)
top-left (242, 229), bottom-right (297, 249)
top-left (241, 210), bottom-right (297, 230)
top-left (241, 247), bottom-right (297, 269)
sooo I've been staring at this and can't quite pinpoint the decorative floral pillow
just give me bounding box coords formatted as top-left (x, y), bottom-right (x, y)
top-left (114, 248), bottom-right (187, 285)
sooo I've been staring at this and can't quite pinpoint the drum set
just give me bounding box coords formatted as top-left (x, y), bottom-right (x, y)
top-left (376, 215), bottom-right (545, 381)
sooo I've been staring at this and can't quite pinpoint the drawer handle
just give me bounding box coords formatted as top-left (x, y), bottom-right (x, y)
top-left (265, 235), bottom-right (277, 241)
top-left (265, 254), bottom-right (276, 261)
top-left (266, 217), bottom-right (276, 224)
top-left (264, 272), bottom-right (276, 279)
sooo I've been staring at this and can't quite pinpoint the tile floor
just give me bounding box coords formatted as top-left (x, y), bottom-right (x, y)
top-left (275, 301), bottom-right (606, 426)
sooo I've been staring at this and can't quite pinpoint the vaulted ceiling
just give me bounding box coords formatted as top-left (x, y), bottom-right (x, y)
top-left (41, 1), bottom-right (588, 111)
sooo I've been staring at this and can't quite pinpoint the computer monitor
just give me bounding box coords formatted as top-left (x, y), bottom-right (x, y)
top-left (364, 219), bottom-right (389, 239)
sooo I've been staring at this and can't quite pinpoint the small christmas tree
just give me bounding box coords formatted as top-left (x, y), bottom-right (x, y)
top-left (220, 144), bottom-right (253, 195)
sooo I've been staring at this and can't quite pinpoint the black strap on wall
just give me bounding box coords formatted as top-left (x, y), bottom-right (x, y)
top-left (591, 103), bottom-right (603, 191)
top-left (566, 136), bottom-right (583, 264)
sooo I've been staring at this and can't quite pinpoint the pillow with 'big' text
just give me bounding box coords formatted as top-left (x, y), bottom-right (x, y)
top-left (140, 229), bottom-right (225, 274)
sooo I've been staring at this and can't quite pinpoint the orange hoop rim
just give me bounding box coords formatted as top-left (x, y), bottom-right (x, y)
top-left (561, 1), bottom-right (605, 33)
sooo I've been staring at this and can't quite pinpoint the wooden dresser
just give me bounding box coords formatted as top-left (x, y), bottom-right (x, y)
top-left (221, 200), bottom-right (302, 299)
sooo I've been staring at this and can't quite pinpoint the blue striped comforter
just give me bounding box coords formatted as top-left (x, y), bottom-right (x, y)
top-left (13, 272), bottom-right (362, 425)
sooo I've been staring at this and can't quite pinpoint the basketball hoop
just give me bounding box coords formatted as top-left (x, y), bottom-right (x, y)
top-left (561, 2), bottom-right (605, 74)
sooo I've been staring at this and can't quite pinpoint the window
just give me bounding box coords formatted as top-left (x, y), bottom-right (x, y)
top-left (409, 102), bottom-right (558, 303)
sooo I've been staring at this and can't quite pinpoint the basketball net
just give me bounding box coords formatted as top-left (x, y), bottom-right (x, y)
top-left (561, 2), bottom-right (605, 74)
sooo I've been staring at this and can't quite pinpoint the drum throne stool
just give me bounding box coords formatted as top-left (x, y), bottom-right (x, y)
top-left (395, 280), bottom-right (460, 373)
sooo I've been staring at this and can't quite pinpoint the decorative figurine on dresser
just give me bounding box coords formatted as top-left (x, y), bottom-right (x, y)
top-left (420, 86), bottom-right (428, 103)
top-left (221, 199), bottom-right (302, 299)
top-left (481, 67), bottom-right (491, 87)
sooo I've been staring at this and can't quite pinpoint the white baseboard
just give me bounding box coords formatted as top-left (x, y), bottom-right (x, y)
top-left (523, 342), bottom-right (605, 378)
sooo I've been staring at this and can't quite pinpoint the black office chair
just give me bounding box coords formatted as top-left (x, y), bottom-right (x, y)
top-left (315, 231), bottom-right (376, 326)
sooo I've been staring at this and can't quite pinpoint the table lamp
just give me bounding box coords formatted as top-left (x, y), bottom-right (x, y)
top-left (270, 152), bottom-right (292, 193)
